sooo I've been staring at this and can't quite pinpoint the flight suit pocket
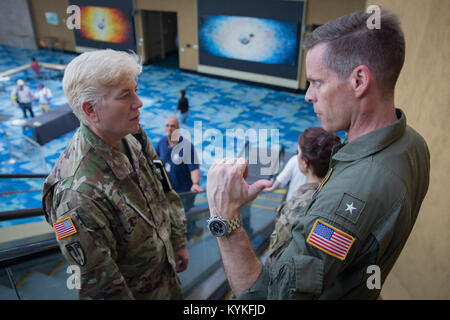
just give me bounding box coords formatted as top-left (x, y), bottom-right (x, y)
top-left (268, 254), bottom-right (324, 299)
top-left (290, 255), bottom-right (324, 297)
top-left (267, 259), bottom-right (296, 300)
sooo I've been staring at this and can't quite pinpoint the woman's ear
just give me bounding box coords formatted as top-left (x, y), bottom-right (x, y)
top-left (81, 101), bottom-right (98, 123)
top-left (298, 154), bottom-right (309, 173)
top-left (350, 65), bottom-right (371, 98)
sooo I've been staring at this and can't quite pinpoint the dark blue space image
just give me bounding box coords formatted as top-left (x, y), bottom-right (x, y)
top-left (199, 15), bottom-right (298, 66)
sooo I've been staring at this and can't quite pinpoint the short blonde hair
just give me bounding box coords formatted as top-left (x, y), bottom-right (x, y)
top-left (62, 49), bottom-right (142, 125)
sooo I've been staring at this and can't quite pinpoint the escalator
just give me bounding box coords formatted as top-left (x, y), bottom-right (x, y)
top-left (0, 146), bottom-right (294, 300)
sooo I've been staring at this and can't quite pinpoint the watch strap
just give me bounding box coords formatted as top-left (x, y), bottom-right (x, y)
top-left (225, 216), bottom-right (241, 234)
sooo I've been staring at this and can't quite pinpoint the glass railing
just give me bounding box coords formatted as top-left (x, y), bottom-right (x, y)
top-left (0, 145), bottom-right (291, 300)
top-left (0, 242), bottom-right (74, 300)
top-left (0, 174), bottom-right (48, 228)
top-left (0, 189), bottom-right (283, 300)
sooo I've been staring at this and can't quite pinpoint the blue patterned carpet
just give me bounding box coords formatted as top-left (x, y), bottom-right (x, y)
top-left (0, 44), bottom-right (329, 227)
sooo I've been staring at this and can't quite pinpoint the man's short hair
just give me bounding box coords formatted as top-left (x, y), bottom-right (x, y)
top-left (303, 9), bottom-right (405, 95)
top-left (62, 49), bottom-right (142, 125)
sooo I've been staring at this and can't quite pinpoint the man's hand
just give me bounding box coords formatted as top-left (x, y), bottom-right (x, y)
top-left (206, 158), bottom-right (272, 219)
top-left (190, 183), bottom-right (204, 193)
top-left (174, 246), bottom-right (189, 273)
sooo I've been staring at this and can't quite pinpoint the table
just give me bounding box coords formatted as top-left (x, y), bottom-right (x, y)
top-left (24, 104), bottom-right (79, 145)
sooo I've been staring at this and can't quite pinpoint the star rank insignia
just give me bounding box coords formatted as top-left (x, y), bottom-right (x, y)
top-left (335, 193), bottom-right (366, 224)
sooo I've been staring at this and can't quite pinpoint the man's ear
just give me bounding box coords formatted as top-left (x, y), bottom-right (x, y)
top-left (350, 65), bottom-right (371, 98)
top-left (81, 101), bottom-right (98, 123)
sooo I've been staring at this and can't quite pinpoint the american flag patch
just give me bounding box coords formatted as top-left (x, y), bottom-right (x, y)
top-left (53, 217), bottom-right (77, 240)
top-left (307, 219), bottom-right (355, 260)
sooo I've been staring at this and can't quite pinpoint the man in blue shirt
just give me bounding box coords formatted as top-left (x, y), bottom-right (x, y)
top-left (156, 117), bottom-right (204, 210)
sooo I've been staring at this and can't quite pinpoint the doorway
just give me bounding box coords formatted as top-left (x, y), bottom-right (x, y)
top-left (140, 10), bottom-right (179, 68)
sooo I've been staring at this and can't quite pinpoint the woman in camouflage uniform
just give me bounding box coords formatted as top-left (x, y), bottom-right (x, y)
top-left (265, 127), bottom-right (341, 266)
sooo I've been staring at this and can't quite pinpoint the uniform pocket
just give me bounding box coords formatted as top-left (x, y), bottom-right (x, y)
top-left (267, 258), bottom-right (296, 299)
top-left (290, 255), bottom-right (324, 297)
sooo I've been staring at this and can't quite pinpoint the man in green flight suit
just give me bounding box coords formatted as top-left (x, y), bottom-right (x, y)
top-left (206, 9), bottom-right (430, 299)
top-left (42, 49), bottom-right (189, 299)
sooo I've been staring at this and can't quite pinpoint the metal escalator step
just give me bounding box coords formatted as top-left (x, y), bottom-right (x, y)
top-left (48, 260), bottom-right (65, 277)
top-left (0, 284), bottom-right (17, 300)
top-left (255, 196), bottom-right (283, 202)
top-left (16, 271), bottom-right (77, 300)
top-left (16, 270), bottom-right (34, 289)
top-left (249, 203), bottom-right (277, 211)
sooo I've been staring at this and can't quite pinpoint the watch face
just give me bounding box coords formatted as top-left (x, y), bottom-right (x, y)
top-left (208, 219), bottom-right (227, 237)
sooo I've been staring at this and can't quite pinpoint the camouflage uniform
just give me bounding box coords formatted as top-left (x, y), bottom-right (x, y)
top-left (42, 123), bottom-right (187, 299)
top-left (266, 182), bottom-right (319, 266)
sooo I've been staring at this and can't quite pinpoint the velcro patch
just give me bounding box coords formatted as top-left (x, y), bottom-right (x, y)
top-left (307, 219), bottom-right (355, 261)
top-left (335, 193), bottom-right (366, 224)
top-left (53, 217), bottom-right (77, 240)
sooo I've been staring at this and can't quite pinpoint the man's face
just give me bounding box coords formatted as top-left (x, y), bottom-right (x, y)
top-left (305, 43), bottom-right (354, 133)
top-left (164, 118), bottom-right (179, 140)
top-left (94, 78), bottom-right (142, 140)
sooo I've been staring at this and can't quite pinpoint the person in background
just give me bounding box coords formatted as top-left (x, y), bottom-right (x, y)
top-left (263, 144), bottom-right (307, 201)
top-left (176, 89), bottom-right (189, 124)
top-left (34, 83), bottom-right (52, 114)
top-left (31, 57), bottom-right (41, 75)
top-left (11, 79), bottom-right (34, 119)
top-left (156, 117), bottom-right (204, 238)
top-left (265, 127), bottom-right (341, 266)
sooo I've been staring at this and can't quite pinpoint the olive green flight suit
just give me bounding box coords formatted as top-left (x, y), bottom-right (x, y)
top-left (240, 109), bottom-right (430, 299)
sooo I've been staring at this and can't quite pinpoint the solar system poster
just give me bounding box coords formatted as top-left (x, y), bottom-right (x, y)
top-left (70, 0), bottom-right (136, 52)
top-left (198, 0), bottom-right (304, 80)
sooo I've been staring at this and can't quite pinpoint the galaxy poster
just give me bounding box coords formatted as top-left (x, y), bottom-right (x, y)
top-left (199, 16), bottom-right (298, 66)
top-left (198, 0), bottom-right (304, 80)
top-left (70, 0), bottom-right (136, 52)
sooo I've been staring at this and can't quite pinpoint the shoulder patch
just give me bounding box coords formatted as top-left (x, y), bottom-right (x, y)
top-left (335, 193), bottom-right (366, 224)
top-left (53, 217), bottom-right (77, 240)
top-left (65, 241), bottom-right (86, 266)
top-left (307, 219), bottom-right (355, 261)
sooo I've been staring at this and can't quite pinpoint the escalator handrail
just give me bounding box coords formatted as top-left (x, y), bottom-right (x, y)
top-left (0, 207), bottom-right (44, 222)
top-left (0, 206), bottom-right (210, 266)
top-left (0, 238), bottom-right (59, 267)
top-left (0, 173), bottom-right (49, 179)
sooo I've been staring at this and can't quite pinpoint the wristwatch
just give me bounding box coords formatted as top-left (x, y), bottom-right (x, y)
top-left (207, 216), bottom-right (241, 237)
